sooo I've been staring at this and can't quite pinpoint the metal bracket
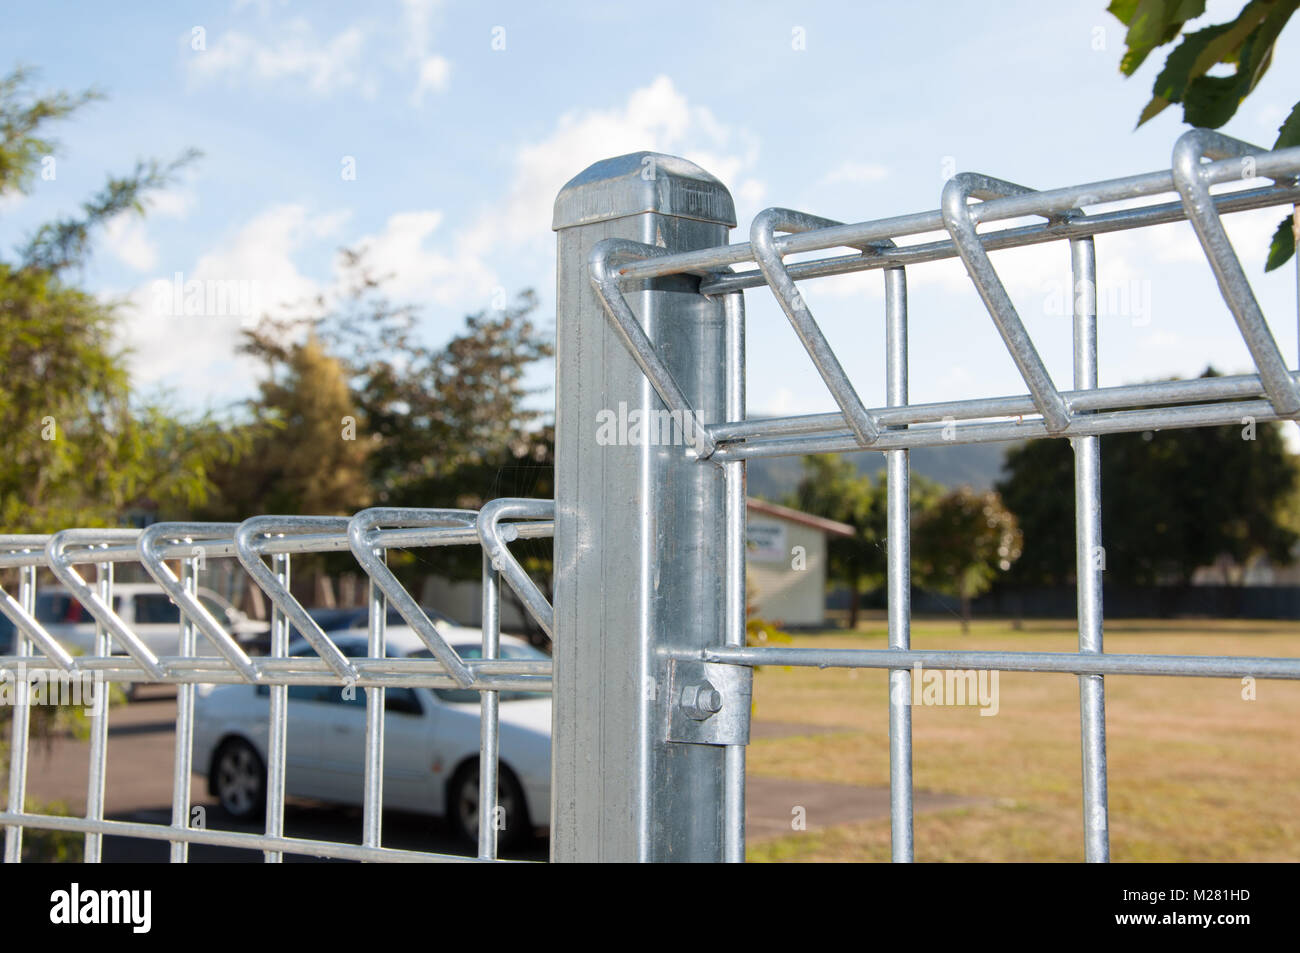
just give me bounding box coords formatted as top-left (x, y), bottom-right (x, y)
top-left (664, 658), bottom-right (752, 746)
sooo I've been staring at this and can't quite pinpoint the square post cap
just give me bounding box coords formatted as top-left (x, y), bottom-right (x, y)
top-left (553, 152), bottom-right (736, 231)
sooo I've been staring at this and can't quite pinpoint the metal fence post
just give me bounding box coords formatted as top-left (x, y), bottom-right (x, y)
top-left (552, 152), bottom-right (737, 861)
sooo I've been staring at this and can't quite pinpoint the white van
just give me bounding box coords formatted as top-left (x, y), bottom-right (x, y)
top-left (35, 582), bottom-right (267, 660)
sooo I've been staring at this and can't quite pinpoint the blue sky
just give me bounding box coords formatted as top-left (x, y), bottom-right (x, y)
top-left (2, 0), bottom-right (1300, 425)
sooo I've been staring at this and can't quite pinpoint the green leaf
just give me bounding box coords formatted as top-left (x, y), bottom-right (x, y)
top-left (1139, 1), bottom-right (1297, 129)
top-left (1265, 214), bottom-right (1295, 272)
top-left (1274, 101), bottom-right (1300, 149)
top-left (1116, 0), bottom-right (1208, 75)
top-left (1183, 73), bottom-right (1248, 128)
top-left (1138, 94), bottom-right (1173, 125)
top-left (1108, 0), bottom-right (1140, 25)
top-left (1140, 20), bottom-right (1232, 124)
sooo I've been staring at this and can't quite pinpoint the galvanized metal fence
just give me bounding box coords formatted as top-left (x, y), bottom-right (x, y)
top-left (5, 127), bottom-right (1300, 863)
top-left (2, 505), bottom-right (554, 862)
top-left (549, 128), bottom-right (1300, 862)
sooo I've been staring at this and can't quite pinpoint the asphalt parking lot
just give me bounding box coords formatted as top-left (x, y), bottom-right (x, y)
top-left (19, 690), bottom-right (544, 862)
top-left (17, 690), bottom-right (970, 861)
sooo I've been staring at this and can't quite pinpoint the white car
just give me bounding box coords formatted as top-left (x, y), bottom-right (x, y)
top-left (193, 623), bottom-right (552, 848)
top-left (35, 582), bottom-right (267, 658)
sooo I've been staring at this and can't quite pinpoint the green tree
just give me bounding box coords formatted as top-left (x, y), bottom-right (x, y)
top-left (788, 454), bottom-right (942, 630)
top-left (0, 67), bottom-right (236, 533)
top-left (232, 254), bottom-right (555, 619)
top-left (913, 487), bottom-right (1022, 634)
top-left (0, 67), bottom-right (227, 856)
top-left (998, 371), bottom-right (1298, 586)
top-left (239, 251), bottom-right (553, 512)
top-left (1109, 0), bottom-right (1300, 268)
top-left (200, 334), bottom-right (370, 519)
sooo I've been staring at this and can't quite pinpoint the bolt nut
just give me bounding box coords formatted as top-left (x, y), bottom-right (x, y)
top-left (681, 680), bottom-right (723, 720)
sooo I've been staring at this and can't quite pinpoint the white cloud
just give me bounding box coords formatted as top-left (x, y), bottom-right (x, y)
top-left (399, 0), bottom-right (451, 105)
top-left (401, 0), bottom-right (442, 58)
top-left (821, 161), bottom-right (889, 185)
top-left (104, 214), bottom-right (158, 272)
top-left (348, 209), bottom-right (497, 307)
top-left (145, 188), bottom-right (198, 220)
top-left (462, 75), bottom-right (763, 257)
top-left (103, 188), bottom-right (201, 271)
top-left (186, 19), bottom-right (369, 96)
top-left (116, 204), bottom-right (348, 399)
top-left (0, 188), bottom-right (26, 214)
top-left (114, 76), bottom-right (763, 403)
top-left (411, 54), bottom-right (451, 105)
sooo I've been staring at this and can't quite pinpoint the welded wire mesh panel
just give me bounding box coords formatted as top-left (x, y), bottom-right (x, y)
top-left (581, 129), bottom-right (1300, 862)
top-left (0, 501), bottom-right (553, 863)
top-left (10, 129), bottom-right (1300, 865)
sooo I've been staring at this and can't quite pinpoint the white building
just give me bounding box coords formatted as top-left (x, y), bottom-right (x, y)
top-left (399, 498), bottom-right (855, 634)
top-left (745, 498), bottom-right (854, 628)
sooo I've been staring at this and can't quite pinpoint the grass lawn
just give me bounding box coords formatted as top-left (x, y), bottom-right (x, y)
top-left (746, 617), bottom-right (1300, 862)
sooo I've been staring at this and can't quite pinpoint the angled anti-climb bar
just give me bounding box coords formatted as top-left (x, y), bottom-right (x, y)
top-left (137, 522), bottom-right (259, 682)
top-left (476, 498), bottom-right (555, 640)
top-left (1171, 128), bottom-right (1300, 417)
top-left (346, 507), bottom-right (477, 688)
top-left (46, 529), bottom-right (165, 680)
top-left (0, 535), bottom-right (75, 672)
top-left (941, 173), bottom-right (1072, 432)
top-left (234, 516), bottom-right (356, 682)
top-left (750, 208), bottom-right (883, 446)
top-left (589, 237), bottom-right (716, 458)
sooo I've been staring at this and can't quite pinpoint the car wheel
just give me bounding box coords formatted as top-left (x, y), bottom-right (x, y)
top-left (448, 762), bottom-right (529, 851)
top-left (213, 739), bottom-right (266, 821)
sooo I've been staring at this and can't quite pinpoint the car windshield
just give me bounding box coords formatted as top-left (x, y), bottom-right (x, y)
top-left (413, 643), bottom-right (550, 704)
top-left (33, 592), bottom-right (125, 623)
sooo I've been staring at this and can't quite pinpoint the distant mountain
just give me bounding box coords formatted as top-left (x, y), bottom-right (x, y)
top-left (746, 439), bottom-right (1020, 502)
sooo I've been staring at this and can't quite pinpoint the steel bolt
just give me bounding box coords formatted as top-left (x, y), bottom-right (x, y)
top-left (681, 681), bottom-right (723, 720)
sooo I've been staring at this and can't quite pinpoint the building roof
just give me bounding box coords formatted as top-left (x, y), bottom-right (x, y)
top-left (745, 498), bottom-right (855, 538)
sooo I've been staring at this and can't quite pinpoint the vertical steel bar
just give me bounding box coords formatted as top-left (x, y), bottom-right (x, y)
top-left (551, 152), bottom-right (735, 861)
top-left (362, 546), bottom-right (386, 850)
top-left (885, 266), bottom-right (914, 863)
top-left (84, 553), bottom-right (111, 862)
top-left (263, 550), bottom-right (289, 863)
top-left (722, 290), bottom-right (747, 864)
top-left (3, 563), bottom-right (36, 862)
top-left (169, 550), bottom-right (199, 862)
top-left (1071, 237), bottom-right (1110, 862)
top-left (478, 550), bottom-right (501, 860)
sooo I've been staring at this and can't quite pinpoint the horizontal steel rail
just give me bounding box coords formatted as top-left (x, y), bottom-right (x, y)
top-left (0, 811), bottom-right (499, 863)
top-left (702, 646), bottom-right (1300, 679)
top-left (713, 395), bottom-right (1288, 460)
top-left (615, 149), bottom-right (1300, 285)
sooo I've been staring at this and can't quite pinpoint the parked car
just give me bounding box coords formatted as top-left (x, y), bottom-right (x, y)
top-left (34, 583), bottom-right (267, 659)
top-left (193, 627), bottom-right (551, 848)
